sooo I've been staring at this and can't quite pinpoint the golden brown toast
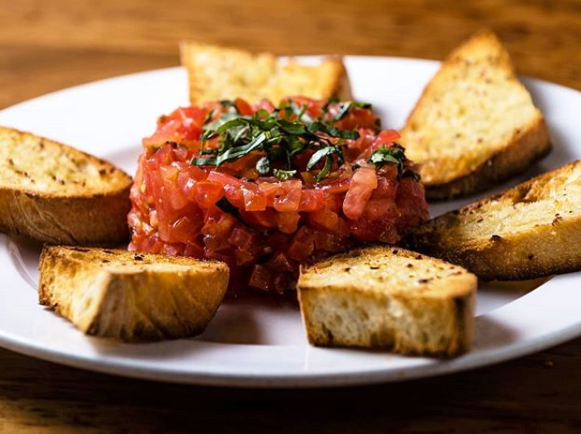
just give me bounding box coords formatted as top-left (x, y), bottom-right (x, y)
top-left (0, 126), bottom-right (132, 245)
top-left (400, 30), bottom-right (551, 199)
top-left (297, 246), bottom-right (476, 357)
top-left (180, 41), bottom-right (352, 104)
top-left (39, 246), bottom-right (229, 341)
top-left (410, 160), bottom-right (581, 280)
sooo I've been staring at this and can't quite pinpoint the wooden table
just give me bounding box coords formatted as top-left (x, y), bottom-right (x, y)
top-left (1, 1), bottom-right (580, 432)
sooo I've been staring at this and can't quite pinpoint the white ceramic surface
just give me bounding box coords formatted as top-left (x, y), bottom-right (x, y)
top-left (0, 56), bottom-right (580, 388)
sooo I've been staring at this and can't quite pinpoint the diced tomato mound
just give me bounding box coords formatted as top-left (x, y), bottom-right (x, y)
top-left (128, 97), bottom-right (429, 293)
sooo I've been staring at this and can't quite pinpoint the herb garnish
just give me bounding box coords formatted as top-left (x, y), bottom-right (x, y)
top-left (273, 169), bottom-right (297, 181)
top-left (368, 144), bottom-right (420, 180)
top-left (306, 145), bottom-right (344, 181)
top-left (191, 100), bottom-right (371, 181)
top-left (368, 145), bottom-right (406, 171)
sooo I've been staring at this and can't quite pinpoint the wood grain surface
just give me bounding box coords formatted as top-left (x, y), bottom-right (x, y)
top-left (1, 0), bottom-right (580, 433)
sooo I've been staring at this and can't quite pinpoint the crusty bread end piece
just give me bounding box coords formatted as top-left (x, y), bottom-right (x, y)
top-left (0, 126), bottom-right (132, 245)
top-left (39, 246), bottom-right (229, 341)
top-left (180, 41), bottom-right (352, 104)
top-left (297, 246), bottom-right (476, 357)
top-left (410, 160), bottom-right (581, 280)
top-left (400, 30), bottom-right (551, 199)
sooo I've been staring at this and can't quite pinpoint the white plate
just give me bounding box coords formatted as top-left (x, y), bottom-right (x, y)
top-left (0, 56), bottom-right (580, 388)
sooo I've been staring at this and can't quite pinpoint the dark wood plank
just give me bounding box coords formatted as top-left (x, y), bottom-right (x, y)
top-left (0, 338), bottom-right (579, 433)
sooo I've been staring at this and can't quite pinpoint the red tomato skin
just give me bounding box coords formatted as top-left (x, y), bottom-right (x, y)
top-left (342, 167), bottom-right (378, 220)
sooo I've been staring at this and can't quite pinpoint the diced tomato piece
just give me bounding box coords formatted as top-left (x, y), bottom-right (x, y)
top-left (240, 208), bottom-right (278, 229)
top-left (377, 129), bottom-right (401, 144)
top-left (177, 165), bottom-right (207, 196)
top-left (259, 182), bottom-right (282, 207)
top-left (273, 180), bottom-right (302, 212)
top-left (207, 170), bottom-right (242, 187)
top-left (267, 232), bottom-right (291, 252)
top-left (172, 146), bottom-right (190, 161)
top-left (266, 252), bottom-right (294, 272)
top-left (223, 185), bottom-right (244, 208)
top-left (242, 183), bottom-right (267, 211)
top-left (364, 198), bottom-right (400, 221)
top-left (194, 181), bottom-right (224, 208)
top-left (396, 177), bottom-right (430, 225)
top-left (167, 215), bottom-right (202, 243)
top-left (318, 177), bottom-right (351, 194)
top-left (298, 189), bottom-right (324, 212)
top-left (249, 264), bottom-right (272, 291)
top-left (229, 225), bottom-right (257, 250)
top-left (308, 207), bottom-right (340, 233)
top-left (277, 211), bottom-right (300, 234)
top-left (349, 210), bottom-right (400, 244)
top-left (343, 167), bottom-right (378, 220)
top-left (201, 212), bottom-right (236, 251)
top-left (183, 241), bottom-right (205, 258)
top-left (143, 106), bottom-right (207, 148)
top-left (313, 230), bottom-right (349, 253)
top-left (159, 164), bottom-right (179, 182)
top-left (373, 176), bottom-right (398, 199)
top-left (288, 226), bottom-right (315, 261)
top-left (163, 178), bottom-right (189, 211)
top-left (235, 98), bottom-right (254, 116)
top-left (150, 144), bottom-right (175, 165)
top-left (135, 233), bottom-right (164, 254)
top-left (228, 226), bottom-right (264, 265)
top-left (202, 234), bottom-right (229, 252)
top-left (323, 193), bottom-right (343, 212)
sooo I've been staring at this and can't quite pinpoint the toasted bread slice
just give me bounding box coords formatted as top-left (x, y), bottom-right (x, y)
top-left (410, 160), bottom-right (581, 280)
top-left (0, 126), bottom-right (132, 245)
top-left (400, 30), bottom-right (551, 199)
top-left (39, 246), bottom-right (229, 341)
top-left (180, 41), bottom-right (352, 104)
top-left (297, 246), bottom-right (476, 357)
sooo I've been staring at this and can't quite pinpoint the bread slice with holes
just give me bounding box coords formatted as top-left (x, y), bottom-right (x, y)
top-left (39, 246), bottom-right (229, 341)
top-left (410, 160), bottom-right (581, 280)
top-left (399, 30), bottom-right (551, 199)
top-left (297, 246), bottom-right (476, 357)
top-left (0, 126), bottom-right (132, 245)
top-left (180, 41), bottom-right (352, 104)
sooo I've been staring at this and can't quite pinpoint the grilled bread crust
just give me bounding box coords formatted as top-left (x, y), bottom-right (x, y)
top-left (400, 30), bottom-right (551, 199)
top-left (297, 246), bottom-right (476, 357)
top-left (410, 160), bottom-right (581, 280)
top-left (39, 246), bottom-right (229, 342)
top-left (180, 41), bottom-right (352, 104)
top-left (0, 126), bottom-right (132, 245)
